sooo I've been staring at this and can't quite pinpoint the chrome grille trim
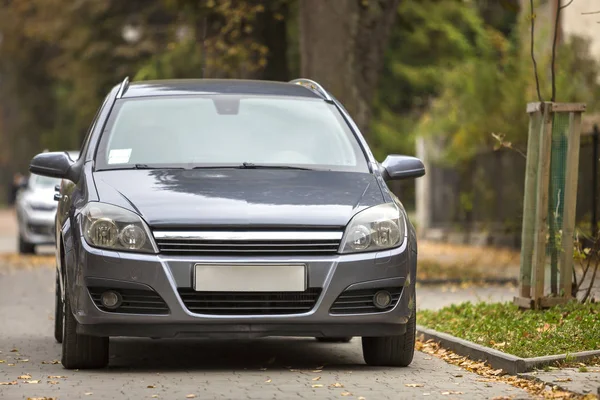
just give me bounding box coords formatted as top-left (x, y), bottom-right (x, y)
top-left (153, 231), bottom-right (343, 241)
top-left (153, 230), bottom-right (343, 255)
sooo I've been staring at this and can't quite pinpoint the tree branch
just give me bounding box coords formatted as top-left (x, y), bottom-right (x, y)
top-left (530, 0), bottom-right (542, 102)
top-left (560, 0), bottom-right (574, 10)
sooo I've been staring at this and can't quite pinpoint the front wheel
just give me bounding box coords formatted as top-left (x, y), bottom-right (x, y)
top-left (18, 235), bottom-right (35, 254)
top-left (361, 295), bottom-right (416, 367)
top-left (61, 287), bottom-right (109, 369)
top-left (54, 270), bottom-right (63, 344)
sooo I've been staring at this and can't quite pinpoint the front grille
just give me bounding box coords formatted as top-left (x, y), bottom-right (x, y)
top-left (178, 288), bottom-right (322, 315)
top-left (30, 204), bottom-right (56, 212)
top-left (330, 287), bottom-right (403, 314)
top-left (88, 287), bottom-right (169, 315)
top-left (153, 230), bottom-right (343, 255)
top-left (28, 223), bottom-right (53, 236)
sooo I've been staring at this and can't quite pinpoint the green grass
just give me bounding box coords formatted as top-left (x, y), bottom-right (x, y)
top-left (419, 301), bottom-right (600, 358)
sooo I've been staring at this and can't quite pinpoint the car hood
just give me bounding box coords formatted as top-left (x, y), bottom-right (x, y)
top-left (19, 188), bottom-right (57, 209)
top-left (93, 169), bottom-right (384, 228)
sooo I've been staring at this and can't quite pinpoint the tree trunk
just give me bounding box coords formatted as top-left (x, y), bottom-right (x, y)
top-left (258, 2), bottom-right (290, 81)
top-left (298, 0), bottom-right (401, 137)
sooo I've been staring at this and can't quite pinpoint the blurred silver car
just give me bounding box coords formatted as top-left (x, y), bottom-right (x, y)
top-left (16, 151), bottom-right (79, 253)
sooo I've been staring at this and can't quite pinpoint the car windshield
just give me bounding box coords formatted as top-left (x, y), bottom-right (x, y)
top-left (29, 174), bottom-right (60, 189)
top-left (95, 95), bottom-right (369, 172)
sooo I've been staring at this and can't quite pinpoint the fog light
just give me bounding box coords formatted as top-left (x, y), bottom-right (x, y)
top-left (101, 290), bottom-right (121, 309)
top-left (373, 290), bottom-right (392, 309)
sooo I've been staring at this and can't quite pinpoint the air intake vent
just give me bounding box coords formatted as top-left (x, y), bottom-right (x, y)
top-left (88, 287), bottom-right (169, 315)
top-left (330, 287), bottom-right (403, 314)
top-left (153, 230), bottom-right (343, 256)
top-left (178, 288), bottom-right (322, 315)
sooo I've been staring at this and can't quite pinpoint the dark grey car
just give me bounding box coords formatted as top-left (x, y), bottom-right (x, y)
top-left (29, 78), bottom-right (425, 370)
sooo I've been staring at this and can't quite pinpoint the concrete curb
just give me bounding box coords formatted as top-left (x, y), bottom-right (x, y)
top-left (416, 325), bottom-right (600, 375)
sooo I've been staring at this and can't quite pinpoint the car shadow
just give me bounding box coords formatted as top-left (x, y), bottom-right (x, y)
top-left (105, 337), bottom-right (376, 372)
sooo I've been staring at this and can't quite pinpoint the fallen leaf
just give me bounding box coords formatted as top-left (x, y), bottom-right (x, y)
top-left (312, 384), bottom-right (323, 388)
top-left (7, 363), bottom-right (15, 366)
top-left (151, 396), bottom-right (159, 399)
top-left (265, 379), bottom-right (272, 383)
top-left (85, 392), bottom-right (93, 396)
top-left (553, 378), bottom-right (572, 382)
top-left (442, 391), bottom-right (464, 395)
top-left (41, 360), bottom-right (61, 365)
top-left (405, 383), bottom-right (424, 387)
top-left (10, 349), bottom-right (18, 352)
top-left (47, 375), bottom-right (67, 379)
top-left (48, 380), bottom-right (59, 384)
top-left (25, 380), bottom-right (40, 384)
top-left (19, 359), bottom-right (29, 362)
top-left (536, 323), bottom-right (552, 333)
top-left (0, 360), bottom-right (4, 363)
top-left (186, 395), bottom-right (196, 399)
top-left (358, 397), bottom-right (366, 400)
top-left (0, 381), bottom-right (17, 385)
top-left (147, 385), bottom-right (155, 388)
top-left (18, 374), bottom-right (32, 379)
top-left (27, 398), bottom-right (57, 400)
top-left (312, 376), bottom-right (321, 381)
top-left (331, 382), bottom-right (344, 388)
top-left (311, 369), bottom-right (322, 373)
top-left (341, 392), bottom-right (352, 397)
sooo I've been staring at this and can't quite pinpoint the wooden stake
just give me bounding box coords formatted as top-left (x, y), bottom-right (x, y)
top-left (559, 111), bottom-right (583, 298)
top-left (519, 106), bottom-right (543, 299)
top-left (531, 103), bottom-right (553, 306)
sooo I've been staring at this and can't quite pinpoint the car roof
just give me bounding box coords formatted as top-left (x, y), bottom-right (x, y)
top-left (120, 79), bottom-right (324, 100)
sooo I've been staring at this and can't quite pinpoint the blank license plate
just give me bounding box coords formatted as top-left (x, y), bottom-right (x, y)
top-left (194, 264), bottom-right (307, 292)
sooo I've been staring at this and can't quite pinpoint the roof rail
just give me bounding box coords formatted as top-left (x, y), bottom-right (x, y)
top-left (116, 76), bottom-right (130, 99)
top-left (289, 78), bottom-right (333, 102)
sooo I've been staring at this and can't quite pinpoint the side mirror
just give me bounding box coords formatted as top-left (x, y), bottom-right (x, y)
top-left (380, 155), bottom-right (425, 181)
top-left (29, 151), bottom-right (76, 181)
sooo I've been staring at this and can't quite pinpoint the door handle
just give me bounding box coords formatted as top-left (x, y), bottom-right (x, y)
top-left (53, 193), bottom-right (62, 201)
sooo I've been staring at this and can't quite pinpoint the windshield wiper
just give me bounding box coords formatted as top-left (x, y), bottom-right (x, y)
top-left (133, 164), bottom-right (184, 170)
top-left (238, 162), bottom-right (313, 170)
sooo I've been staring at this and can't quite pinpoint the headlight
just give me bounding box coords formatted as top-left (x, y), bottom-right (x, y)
top-left (339, 203), bottom-right (405, 254)
top-left (80, 202), bottom-right (157, 253)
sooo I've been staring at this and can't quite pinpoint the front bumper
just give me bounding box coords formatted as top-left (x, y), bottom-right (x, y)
top-left (69, 238), bottom-right (414, 339)
top-left (17, 208), bottom-right (56, 245)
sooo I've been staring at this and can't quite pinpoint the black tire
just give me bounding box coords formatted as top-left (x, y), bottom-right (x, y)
top-left (361, 293), bottom-right (416, 367)
top-left (18, 235), bottom-right (35, 254)
top-left (54, 270), bottom-right (63, 344)
top-left (61, 286), bottom-right (109, 369)
top-left (316, 337), bottom-right (352, 343)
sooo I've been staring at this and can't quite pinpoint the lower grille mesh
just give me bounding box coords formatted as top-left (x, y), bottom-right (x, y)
top-left (330, 287), bottom-right (403, 314)
top-left (88, 287), bottom-right (169, 315)
top-left (178, 288), bottom-right (322, 315)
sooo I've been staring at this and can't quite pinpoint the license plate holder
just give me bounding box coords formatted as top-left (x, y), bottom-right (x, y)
top-left (193, 263), bottom-right (307, 292)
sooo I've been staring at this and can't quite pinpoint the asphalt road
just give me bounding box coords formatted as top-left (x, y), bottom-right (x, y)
top-left (0, 209), bottom-right (530, 399)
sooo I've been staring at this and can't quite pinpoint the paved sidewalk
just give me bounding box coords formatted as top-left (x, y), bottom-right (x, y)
top-left (521, 367), bottom-right (600, 397)
top-left (0, 267), bottom-right (533, 400)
